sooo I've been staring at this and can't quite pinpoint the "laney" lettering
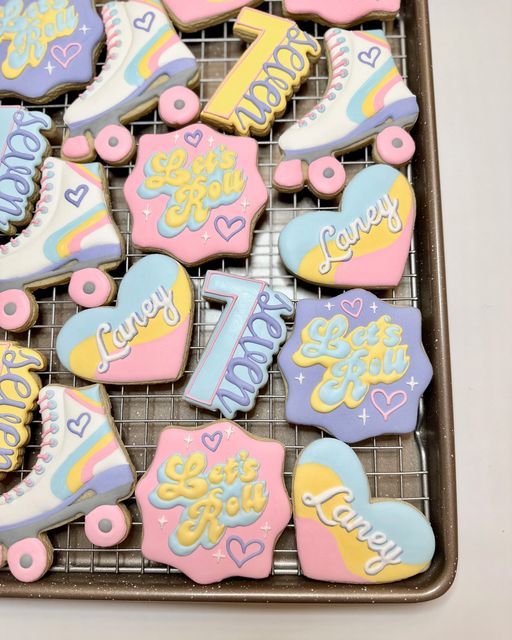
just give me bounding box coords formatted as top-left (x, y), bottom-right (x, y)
top-left (96, 286), bottom-right (179, 373)
top-left (319, 194), bottom-right (401, 275)
top-left (302, 486), bottom-right (403, 575)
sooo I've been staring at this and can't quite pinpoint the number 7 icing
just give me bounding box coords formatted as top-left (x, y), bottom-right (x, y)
top-left (273, 28), bottom-right (419, 199)
top-left (201, 7), bottom-right (321, 137)
top-left (283, 0), bottom-right (401, 28)
top-left (161, 0), bottom-right (264, 32)
top-left (184, 272), bottom-right (294, 418)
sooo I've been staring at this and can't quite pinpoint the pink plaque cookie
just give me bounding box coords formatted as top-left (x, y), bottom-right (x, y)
top-left (135, 421), bottom-right (291, 584)
top-left (124, 124), bottom-right (268, 266)
top-left (283, 0), bottom-right (401, 28)
top-left (162, 0), bottom-right (264, 32)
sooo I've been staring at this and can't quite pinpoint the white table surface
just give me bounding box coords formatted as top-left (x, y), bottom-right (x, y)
top-left (2, 1), bottom-right (511, 636)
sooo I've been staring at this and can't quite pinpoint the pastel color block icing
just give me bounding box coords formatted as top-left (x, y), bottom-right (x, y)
top-left (279, 165), bottom-right (416, 288)
top-left (135, 421), bottom-right (291, 584)
top-left (162, 0), bottom-right (264, 31)
top-left (0, 0), bottom-right (104, 101)
top-left (283, 0), bottom-right (401, 27)
top-left (278, 289), bottom-right (433, 442)
top-left (293, 438), bottom-right (435, 583)
top-left (124, 124), bottom-right (268, 266)
top-left (56, 254), bottom-right (194, 384)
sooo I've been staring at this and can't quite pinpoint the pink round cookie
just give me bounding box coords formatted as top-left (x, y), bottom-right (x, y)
top-left (135, 421), bottom-right (291, 584)
top-left (124, 124), bottom-right (268, 266)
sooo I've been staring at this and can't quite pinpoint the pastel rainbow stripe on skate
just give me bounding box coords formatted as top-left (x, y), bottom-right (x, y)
top-left (43, 204), bottom-right (111, 262)
top-left (125, 27), bottom-right (180, 84)
top-left (56, 254), bottom-right (193, 384)
top-left (67, 162), bottom-right (103, 189)
top-left (65, 386), bottom-right (105, 413)
top-left (293, 439), bottom-right (435, 584)
top-left (278, 165), bottom-right (415, 288)
top-left (356, 31), bottom-right (391, 50)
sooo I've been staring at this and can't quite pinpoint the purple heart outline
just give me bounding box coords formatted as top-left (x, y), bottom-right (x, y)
top-left (51, 42), bottom-right (82, 69)
top-left (65, 184), bottom-right (89, 208)
top-left (340, 297), bottom-right (363, 319)
top-left (184, 130), bottom-right (203, 148)
top-left (67, 412), bottom-right (91, 438)
top-left (358, 46), bottom-right (382, 68)
top-left (226, 536), bottom-right (265, 568)
top-left (214, 215), bottom-right (246, 241)
top-left (133, 11), bottom-right (155, 32)
top-left (201, 430), bottom-right (223, 452)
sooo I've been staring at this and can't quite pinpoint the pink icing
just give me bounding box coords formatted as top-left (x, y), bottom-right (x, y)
top-left (375, 126), bottom-right (416, 165)
top-left (158, 86), bottom-right (200, 127)
top-left (0, 289), bottom-right (32, 332)
top-left (61, 135), bottom-right (93, 161)
top-left (135, 421), bottom-right (291, 584)
top-left (7, 537), bottom-right (50, 583)
top-left (283, 0), bottom-right (400, 26)
top-left (307, 156), bottom-right (346, 198)
top-left (273, 158), bottom-right (304, 190)
top-left (94, 124), bottom-right (134, 164)
top-left (84, 504), bottom-right (129, 547)
top-left (68, 268), bottom-right (113, 308)
top-left (162, 0), bottom-right (262, 28)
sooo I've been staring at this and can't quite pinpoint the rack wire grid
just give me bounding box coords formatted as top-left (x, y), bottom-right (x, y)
top-left (0, 1), bottom-right (429, 581)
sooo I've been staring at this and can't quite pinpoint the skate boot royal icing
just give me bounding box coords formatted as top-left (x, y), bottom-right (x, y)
top-left (0, 384), bottom-right (136, 583)
top-left (0, 158), bottom-right (124, 332)
top-left (273, 28), bottom-right (419, 199)
top-left (61, 0), bottom-right (200, 165)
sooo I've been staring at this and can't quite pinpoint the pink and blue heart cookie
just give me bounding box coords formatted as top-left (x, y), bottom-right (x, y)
top-left (135, 421), bottom-right (291, 584)
top-left (293, 438), bottom-right (435, 583)
top-left (278, 289), bottom-right (433, 442)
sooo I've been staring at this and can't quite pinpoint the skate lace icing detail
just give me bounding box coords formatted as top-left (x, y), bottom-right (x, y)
top-left (0, 161), bottom-right (55, 255)
top-left (81, 3), bottom-right (123, 97)
top-left (297, 28), bottom-right (350, 128)
top-left (0, 389), bottom-right (60, 504)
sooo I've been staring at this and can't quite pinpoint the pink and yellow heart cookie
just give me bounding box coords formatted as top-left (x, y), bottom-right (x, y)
top-left (135, 421), bottom-right (291, 584)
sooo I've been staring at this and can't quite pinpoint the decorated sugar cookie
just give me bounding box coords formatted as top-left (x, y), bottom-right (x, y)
top-left (201, 7), bottom-right (321, 137)
top-left (278, 289), bottom-right (432, 442)
top-left (56, 254), bottom-right (194, 385)
top-left (184, 271), bottom-right (294, 418)
top-left (279, 165), bottom-right (415, 288)
top-left (136, 421), bottom-right (291, 584)
top-left (0, 341), bottom-right (45, 479)
top-left (162, 0), bottom-right (264, 32)
top-left (293, 438), bottom-right (435, 583)
top-left (283, 0), bottom-right (401, 28)
top-left (0, 0), bottom-right (104, 103)
top-left (0, 106), bottom-right (55, 235)
top-left (124, 124), bottom-right (268, 266)
top-left (0, 383), bottom-right (136, 582)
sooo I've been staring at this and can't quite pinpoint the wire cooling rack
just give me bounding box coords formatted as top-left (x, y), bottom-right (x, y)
top-left (0, 1), bottom-right (429, 580)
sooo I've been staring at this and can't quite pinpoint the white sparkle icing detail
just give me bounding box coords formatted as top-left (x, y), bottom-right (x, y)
top-left (240, 198), bottom-right (250, 212)
top-left (44, 61), bottom-right (55, 75)
top-left (358, 408), bottom-right (370, 426)
top-left (201, 231), bottom-right (210, 243)
top-left (184, 434), bottom-right (193, 448)
top-left (407, 376), bottom-right (418, 390)
top-left (158, 515), bottom-right (168, 529)
top-left (79, 24), bottom-right (90, 35)
top-left (261, 522), bottom-right (272, 537)
top-left (325, 302), bottom-right (334, 311)
top-left (225, 424), bottom-right (235, 439)
top-left (208, 136), bottom-right (215, 147)
top-left (370, 302), bottom-right (378, 314)
top-left (295, 372), bottom-right (305, 384)
top-left (142, 206), bottom-right (152, 220)
top-left (213, 549), bottom-right (226, 563)
top-left (174, 133), bottom-right (180, 142)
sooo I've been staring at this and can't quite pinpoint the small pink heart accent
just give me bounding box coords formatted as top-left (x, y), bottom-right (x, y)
top-left (51, 43), bottom-right (82, 69)
top-left (370, 389), bottom-right (407, 421)
top-left (340, 297), bottom-right (363, 318)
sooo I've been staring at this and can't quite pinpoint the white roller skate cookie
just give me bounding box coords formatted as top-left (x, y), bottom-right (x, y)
top-left (62, 0), bottom-right (200, 165)
top-left (0, 157), bottom-right (124, 332)
top-left (274, 28), bottom-right (419, 199)
top-left (0, 384), bottom-right (136, 583)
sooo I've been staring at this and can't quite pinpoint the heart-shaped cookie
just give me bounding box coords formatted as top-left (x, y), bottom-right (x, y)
top-left (294, 438), bottom-right (435, 583)
top-left (279, 165), bottom-right (415, 288)
top-left (56, 255), bottom-right (194, 384)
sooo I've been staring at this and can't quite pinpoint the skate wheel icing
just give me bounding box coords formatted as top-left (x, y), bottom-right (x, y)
top-left (0, 290), bottom-right (33, 332)
top-left (85, 504), bottom-right (130, 547)
top-left (61, 135), bottom-right (93, 162)
top-left (69, 269), bottom-right (114, 308)
top-left (273, 159), bottom-right (305, 191)
top-left (159, 87), bottom-right (200, 127)
top-left (95, 125), bottom-right (134, 164)
top-left (7, 537), bottom-right (52, 583)
top-left (308, 157), bottom-right (346, 198)
top-left (375, 126), bottom-right (416, 165)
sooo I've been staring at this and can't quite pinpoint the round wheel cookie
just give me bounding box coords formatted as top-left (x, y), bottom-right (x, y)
top-left (0, 0), bottom-right (104, 103)
top-left (278, 289), bottom-right (433, 443)
top-left (135, 421), bottom-right (291, 584)
top-left (124, 124), bottom-right (268, 266)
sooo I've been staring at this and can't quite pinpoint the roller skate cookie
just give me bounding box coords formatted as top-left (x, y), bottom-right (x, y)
top-left (274, 29), bottom-right (418, 198)
top-left (56, 254), bottom-right (194, 385)
top-left (283, 0), bottom-right (401, 28)
top-left (124, 124), bottom-right (268, 266)
top-left (0, 383), bottom-right (136, 583)
top-left (0, 0), bottom-right (104, 103)
top-left (0, 342), bottom-right (45, 479)
top-left (0, 157), bottom-right (124, 332)
top-left (278, 289), bottom-right (433, 443)
top-left (279, 165), bottom-right (415, 288)
top-left (0, 106), bottom-right (55, 235)
top-left (293, 438), bottom-right (435, 583)
top-left (61, 0), bottom-right (200, 165)
top-left (162, 0), bottom-right (263, 32)
top-left (201, 8), bottom-right (321, 137)
top-left (136, 420), bottom-right (291, 584)
top-left (184, 271), bottom-right (294, 418)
